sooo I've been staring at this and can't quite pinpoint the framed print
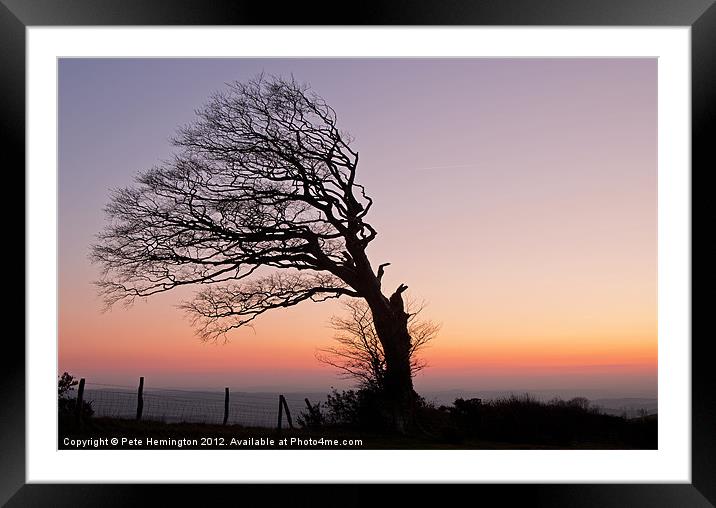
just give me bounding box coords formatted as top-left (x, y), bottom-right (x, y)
top-left (4, 0), bottom-right (713, 505)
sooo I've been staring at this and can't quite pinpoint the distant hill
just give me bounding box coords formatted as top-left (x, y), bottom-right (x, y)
top-left (419, 390), bottom-right (657, 418)
top-left (591, 398), bottom-right (658, 418)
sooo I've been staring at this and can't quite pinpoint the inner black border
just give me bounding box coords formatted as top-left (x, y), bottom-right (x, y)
top-left (4, 0), bottom-right (713, 505)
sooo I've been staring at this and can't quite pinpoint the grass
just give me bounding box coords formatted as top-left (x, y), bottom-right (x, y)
top-left (58, 404), bottom-right (657, 450)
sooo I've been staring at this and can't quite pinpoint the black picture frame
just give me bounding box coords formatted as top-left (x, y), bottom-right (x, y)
top-left (3, 0), bottom-right (712, 505)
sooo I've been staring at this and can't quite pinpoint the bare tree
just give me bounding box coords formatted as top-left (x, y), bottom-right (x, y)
top-left (317, 299), bottom-right (440, 390)
top-left (91, 74), bottom-right (421, 429)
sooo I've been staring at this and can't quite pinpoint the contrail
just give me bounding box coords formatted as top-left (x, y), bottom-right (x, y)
top-left (411, 163), bottom-right (479, 171)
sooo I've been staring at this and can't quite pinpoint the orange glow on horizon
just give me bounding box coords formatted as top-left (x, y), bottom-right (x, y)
top-left (59, 293), bottom-right (656, 391)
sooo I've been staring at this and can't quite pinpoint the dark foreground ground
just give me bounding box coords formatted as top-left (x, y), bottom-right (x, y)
top-left (59, 412), bottom-right (657, 450)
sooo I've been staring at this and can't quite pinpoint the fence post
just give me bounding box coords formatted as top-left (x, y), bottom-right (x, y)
top-left (75, 378), bottom-right (85, 423)
top-left (136, 376), bottom-right (144, 421)
top-left (223, 387), bottom-right (229, 425)
top-left (277, 394), bottom-right (284, 431)
top-left (282, 395), bottom-right (294, 429)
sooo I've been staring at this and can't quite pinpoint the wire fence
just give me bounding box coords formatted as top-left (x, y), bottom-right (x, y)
top-left (79, 381), bottom-right (323, 428)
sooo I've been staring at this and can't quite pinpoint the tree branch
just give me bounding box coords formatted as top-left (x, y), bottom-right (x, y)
top-left (316, 298), bottom-right (440, 388)
top-left (181, 271), bottom-right (359, 341)
top-left (91, 75), bottom-right (381, 335)
top-left (376, 262), bottom-right (391, 286)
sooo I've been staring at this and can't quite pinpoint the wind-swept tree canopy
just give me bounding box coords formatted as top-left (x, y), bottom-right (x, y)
top-left (92, 75), bottom-right (385, 339)
top-left (93, 74), bottom-right (423, 430)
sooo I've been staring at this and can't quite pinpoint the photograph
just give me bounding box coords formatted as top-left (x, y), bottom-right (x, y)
top-left (58, 57), bottom-right (658, 451)
top-left (5, 0), bottom-right (710, 501)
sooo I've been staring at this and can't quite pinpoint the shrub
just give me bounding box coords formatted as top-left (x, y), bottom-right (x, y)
top-left (58, 372), bottom-right (94, 418)
top-left (439, 393), bottom-right (641, 446)
top-left (297, 386), bottom-right (396, 432)
top-left (296, 400), bottom-right (324, 429)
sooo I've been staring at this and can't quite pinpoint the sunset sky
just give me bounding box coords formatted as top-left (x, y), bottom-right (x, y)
top-left (58, 58), bottom-right (657, 397)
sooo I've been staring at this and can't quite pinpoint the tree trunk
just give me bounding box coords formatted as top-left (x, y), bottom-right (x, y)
top-left (364, 288), bottom-right (415, 432)
top-left (346, 242), bottom-right (416, 432)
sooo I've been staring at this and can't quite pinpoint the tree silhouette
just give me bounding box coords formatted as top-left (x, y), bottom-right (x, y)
top-left (317, 299), bottom-right (439, 390)
top-left (92, 75), bottom-right (422, 430)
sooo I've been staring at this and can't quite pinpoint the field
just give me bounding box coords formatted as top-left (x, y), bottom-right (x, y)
top-left (59, 391), bottom-right (657, 450)
top-left (59, 415), bottom-right (656, 450)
